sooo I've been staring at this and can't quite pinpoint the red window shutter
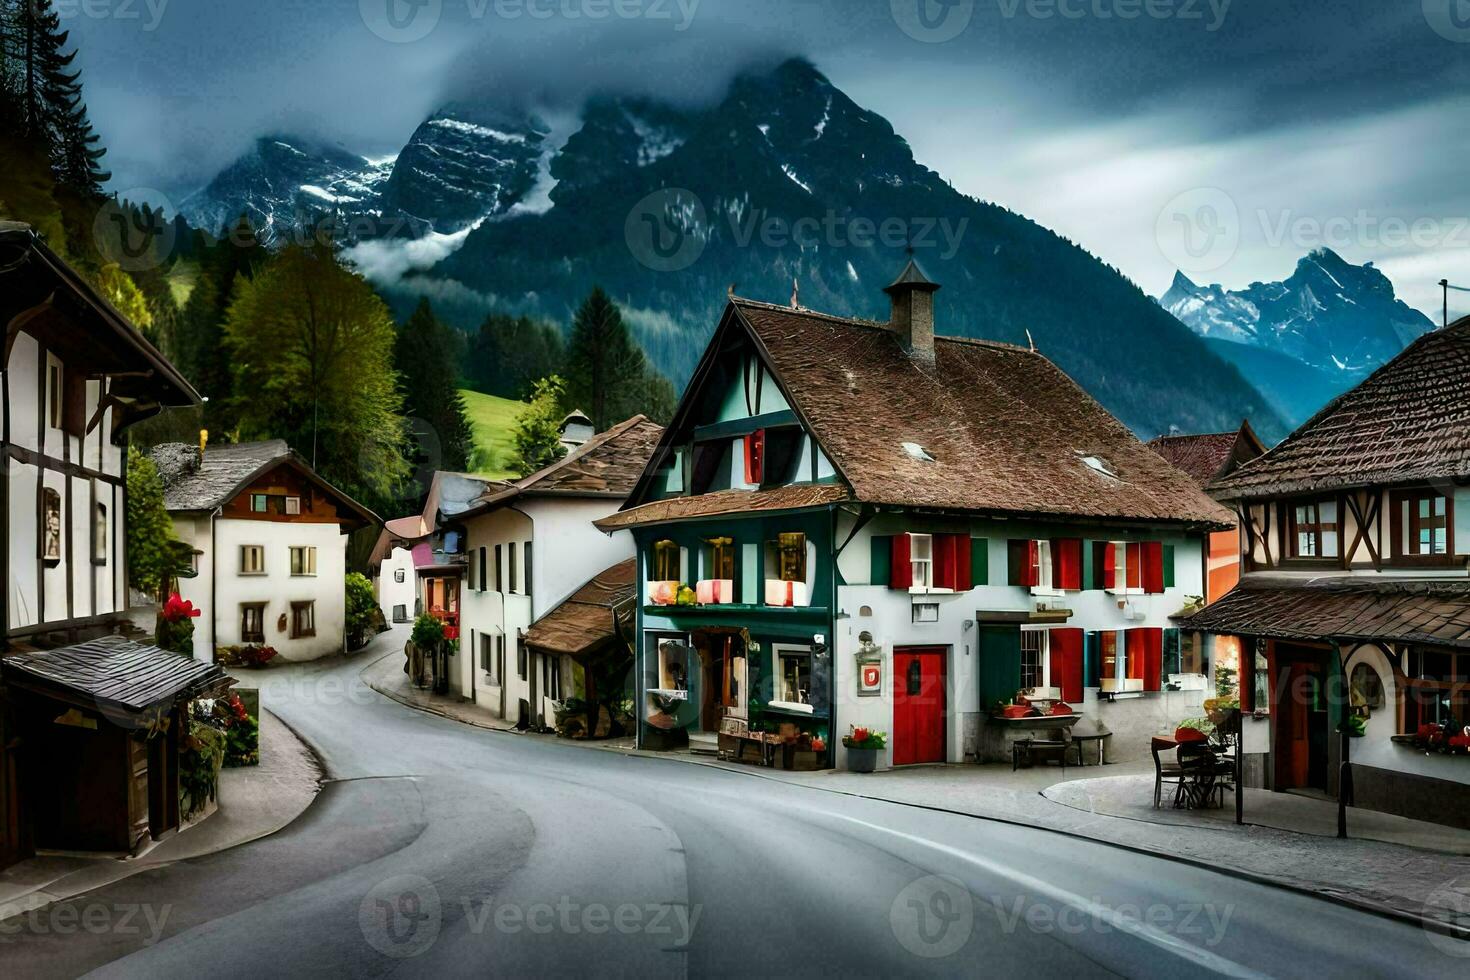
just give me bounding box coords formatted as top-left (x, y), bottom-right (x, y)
top-left (1140, 627), bottom-right (1164, 691)
top-left (1126, 630), bottom-right (1146, 680)
top-left (953, 535), bottom-right (973, 591)
top-left (890, 533), bottom-right (913, 590)
top-left (1007, 539), bottom-right (1028, 586)
top-left (1049, 628), bottom-right (1084, 703)
top-left (744, 429), bottom-right (765, 485)
top-left (1025, 540), bottom-right (1040, 587)
top-left (1126, 543), bottom-right (1143, 591)
top-left (1052, 539), bottom-right (1082, 591)
top-left (1142, 541), bottom-right (1165, 594)
top-left (1103, 542), bottom-right (1117, 590)
top-left (933, 534), bottom-right (956, 590)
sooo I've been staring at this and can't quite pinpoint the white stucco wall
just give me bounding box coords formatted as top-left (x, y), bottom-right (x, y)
top-left (452, 496), bottom-right (635, 724)
top-left (831, 512), bottom-right (1209, 770)
top-left (188, 517), bottom-right (350, 662)
top-left (375, 547), bottom-right (417, 623)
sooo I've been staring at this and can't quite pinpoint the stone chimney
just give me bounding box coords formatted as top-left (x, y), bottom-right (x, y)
top-left (883, 257), bottom-right (940, 364)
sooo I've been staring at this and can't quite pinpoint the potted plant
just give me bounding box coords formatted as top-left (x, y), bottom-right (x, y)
top-left (842, 726), bottom-right (886, 772)
top-left (155, 593), bottom-right (201, 655)
top-left (1338, 714), bottom-right (1368, 739)
top-left (1174, 717), bottom-right (1214, 744)
top-left (1203, 697), bottom-right (1240, 728)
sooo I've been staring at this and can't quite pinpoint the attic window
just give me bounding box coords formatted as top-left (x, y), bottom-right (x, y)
top-left (1077, 453), bottom-right (1118, 480)
top-left (902, 442), bottom-right (936, 463)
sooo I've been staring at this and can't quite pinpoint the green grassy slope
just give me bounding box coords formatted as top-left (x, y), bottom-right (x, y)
top-left (460, 388), bottom-right (525, 480)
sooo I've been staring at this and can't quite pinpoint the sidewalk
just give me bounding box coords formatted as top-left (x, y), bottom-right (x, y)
top-left (0, 708), bottom-right (322, 919)
top-left (360, 646), bottom-right (1470, 937)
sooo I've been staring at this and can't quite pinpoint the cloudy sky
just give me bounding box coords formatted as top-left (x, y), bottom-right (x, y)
top-left (67, 0), bottom-right (1470, 319)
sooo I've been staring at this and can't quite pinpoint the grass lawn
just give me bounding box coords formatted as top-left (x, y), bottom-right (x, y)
top-left (460, 388), bottom-right (525, 480)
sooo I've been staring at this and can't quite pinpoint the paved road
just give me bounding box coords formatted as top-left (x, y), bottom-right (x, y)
top-left (2, 627), bottom-right (1467, 978)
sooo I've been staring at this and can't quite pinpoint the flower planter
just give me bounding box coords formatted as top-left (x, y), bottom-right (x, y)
top-left (846, 747), bottom-right (879, 773)
top-left (1002, 704), bottom-right (1032, 719)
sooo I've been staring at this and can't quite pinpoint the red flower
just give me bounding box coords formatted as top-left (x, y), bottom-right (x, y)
top-left (851, 727), bottom-right (870, 744)
top-left (1449, 734), bottom-right (1470, 751)
top-left (161, 593), bottom-right (201, 622)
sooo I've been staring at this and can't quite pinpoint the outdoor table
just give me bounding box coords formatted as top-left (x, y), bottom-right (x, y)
top-left (1152, 735), bottom-right (1229, 810)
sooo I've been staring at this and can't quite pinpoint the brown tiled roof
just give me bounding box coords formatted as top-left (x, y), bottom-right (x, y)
top-left (1146, 423), bottom-right (1264, 487)
top-left (731, 300), bottom-right (1233, 529)
top-left (465, 416), bottom-right (664, 517)
top-left (1211, 318), bottom-right (1470, 500)
top-left (596, 483), bottom-right (852, 531)
top-left (524, 558), bottom-right (637, 657)
top-left (1182, 579), bottom-right (1470, 648)
top-left (149, 439), bottom-right (380, 530)
top-left (1, 636), bottom-right (232, 716)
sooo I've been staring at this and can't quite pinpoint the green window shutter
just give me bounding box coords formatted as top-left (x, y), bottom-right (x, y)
top-left (970, 538), bottom-right (988, 586)
top-left (1163, 628), bottom-right (1181, 677)
top-left (1163, 544), bottom-right (1176, 589)
top-left (1084, 631), bottom-right (1101, 688)
top-left (977, 624), bottom-right (1022, 712)
top-left (1081, 540), bottom-right (1095, 590)
top-left (870, 535), bottom-right (892, 586)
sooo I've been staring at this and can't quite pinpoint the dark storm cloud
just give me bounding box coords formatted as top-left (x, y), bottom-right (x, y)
top-left (59, 0), bottom-right (1470, 318)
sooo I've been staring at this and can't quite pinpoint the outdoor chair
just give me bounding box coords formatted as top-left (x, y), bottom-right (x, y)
top-left (1150, 736), bottom-right (1186, 808)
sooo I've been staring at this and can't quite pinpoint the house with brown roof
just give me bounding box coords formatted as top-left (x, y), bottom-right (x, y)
top-left (597, 260), bottom-right (1234, 769)
top-left (1147, 423), bottom-right (1266, 603)
top-left (149, 438), bottom-right (380, 663)
top-left (379, 416), bottom-right (663, 724)
top-left (1185, 318), bottom-right (1470, 828)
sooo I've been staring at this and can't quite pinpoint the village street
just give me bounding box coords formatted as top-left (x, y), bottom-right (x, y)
top-left (0, 627), bottom-right (1464, 979)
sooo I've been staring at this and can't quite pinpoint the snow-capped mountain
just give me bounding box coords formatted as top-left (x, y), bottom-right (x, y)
top-left (378, 104), bottom-right (550, 230)
top-left (181, 106), bottom-right (550, 240)
top-left (1160, 249), bottom-right (1434, 376)
top-left (181, 58), bottom-right (1290, 441)
top-left (179, 135), bottom-right (394, 239)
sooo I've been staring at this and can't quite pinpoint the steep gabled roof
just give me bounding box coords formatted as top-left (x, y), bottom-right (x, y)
top-left (148, 440), bottom-right (380, 530)
top-left (1146, 422), bottom-right (1266, 487)
top-left (1211, 318), bottom-right (1470, 500)
top-left (459, 415), bottom-right (663, 519)
top-left (691, 298), bottom-right (1231, 528)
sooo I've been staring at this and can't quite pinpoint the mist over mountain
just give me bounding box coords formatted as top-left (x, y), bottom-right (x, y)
top-left (183, 57), bottom-right (1289, 442)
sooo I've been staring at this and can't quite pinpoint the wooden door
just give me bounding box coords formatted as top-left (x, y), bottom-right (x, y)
top-left (1278, 659), bottom-right (1328, 790)
top-left (893, 647), bottom-right (946, 765)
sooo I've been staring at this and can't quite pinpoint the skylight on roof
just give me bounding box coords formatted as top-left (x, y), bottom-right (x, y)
top-left (902, 442), bottom-right (936, 463)
top-left (1076, 452), bottom-right (1119, 480)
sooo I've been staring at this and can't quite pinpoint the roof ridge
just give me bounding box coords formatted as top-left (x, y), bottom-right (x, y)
top-left (731, 296), bottom-right (1032, 354)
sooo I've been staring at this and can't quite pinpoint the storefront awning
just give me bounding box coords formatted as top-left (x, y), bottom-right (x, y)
top-left (1181, 579), bottom-right (1470, 649)
top-left (1, 636), bottom-right (232, 720)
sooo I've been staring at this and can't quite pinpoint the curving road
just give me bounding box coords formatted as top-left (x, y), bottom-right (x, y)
top-left (2, 627), bottom-right (1466, 978)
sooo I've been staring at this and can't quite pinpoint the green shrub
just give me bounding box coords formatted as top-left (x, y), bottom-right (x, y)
top-left (345, 572), bottom-right (377, 649)
top-left (179, 721), bottom-right (225, 819)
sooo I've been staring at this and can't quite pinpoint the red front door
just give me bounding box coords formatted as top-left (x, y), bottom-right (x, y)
top-left (893, 647), bottom-right (946, 765)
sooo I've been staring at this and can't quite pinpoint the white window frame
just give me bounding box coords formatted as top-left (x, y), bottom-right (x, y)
top-left (289, 545), bottom-right (317, 576)
top-left (240, 602), bottom-right (266, 644)
top-left (1020, 628), bottom-right (1050, 690)
top-left (910, 533), bottom-right (933, 590)
top-left (772, 642), bottom-right (814, 707)
top-left (1105, 542), bottom-right (1144, 597)
top-left (1031, 540), bottom-right (1063, 597)
top-left (284, 495), bottom-right (302, 515)
top-left (240, 544), bottom-right (266, 575)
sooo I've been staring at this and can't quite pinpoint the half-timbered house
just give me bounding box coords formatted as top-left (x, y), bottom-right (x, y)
top-left (1, 223), bottom-right (228, 869)
top-left (597, 260), bottom-right (1233, 769)
top-left (1186, 318), bottom-right (1470, 828)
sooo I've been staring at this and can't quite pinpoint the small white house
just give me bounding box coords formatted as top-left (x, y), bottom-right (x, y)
top-left (381, 416), bottom-right (663, 726)
top-left (374, 545), bottom-right (417, 624)
top-left (149, 440), bottom-right (380, 662)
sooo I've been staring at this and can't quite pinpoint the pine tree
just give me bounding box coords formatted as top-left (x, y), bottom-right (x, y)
top-left (396, 298), bottom-right (475, 472)
top-left (467, 312), bottom-right (564, 399)
top-left (125, 445), bottom-right (182, 599)
top-left (563, 286), bottom-right (678, 431)
top-left (5, 0), bottom-right (106, 195)
top-left (180, 215), bottom-right (268, 431)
